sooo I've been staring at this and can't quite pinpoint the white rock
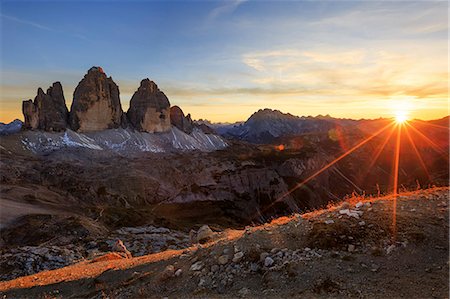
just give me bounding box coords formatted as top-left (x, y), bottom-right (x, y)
top-left (324, 219), bottom-right (335, 225)
top-left (264, 256), bottom-right (274, 267)
top-left (175, 268), bottom-right (182, 277)
top-left (339, 209), bottom-right (350, 215)
top-left (232, 252), bottom-right (244, 263)
top-left (190, 261), bottom-right (204, 271)
top-left (386, 244), bottom-right (396, 255)
top-left (339, 209), bottom-right (362, 218)
top-left (358, 221), bottom-right (366, 226)
top-left (348, 245), bottom-right (356, 252)
top-left (355, 202), bottom-right (364, 209)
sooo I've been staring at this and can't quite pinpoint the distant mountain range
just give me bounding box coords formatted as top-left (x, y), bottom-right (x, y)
top-left (206, 109), bottom-right (358, 144)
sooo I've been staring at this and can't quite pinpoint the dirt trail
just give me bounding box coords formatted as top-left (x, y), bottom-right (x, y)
top-left (1, 187), bottom-right (448, 298)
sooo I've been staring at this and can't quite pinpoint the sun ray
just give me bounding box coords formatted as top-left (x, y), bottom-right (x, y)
top-left (360, 124), bottom-right (396, 180)
top-left (391, 123), bottom-right (402, 241)
top-left (411, 119), bottom-right (450, 130)
top-left (265, 122), bottom-right (395, 210)
top-left (406, 122), bottom-right (448, 157)
top-left (404, 125), bottom-right (432, 181)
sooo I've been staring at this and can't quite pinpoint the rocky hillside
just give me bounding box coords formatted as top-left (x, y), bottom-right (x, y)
top-left (0, 187), bottom-right (447, 298)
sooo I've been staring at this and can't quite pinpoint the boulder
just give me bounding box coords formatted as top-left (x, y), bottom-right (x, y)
top-left (195, 225), bottom-right (215, 243)
top-left (69, 67), bottom-right (123, 132)
top-left (170, 105), bottom-right (193, 134)
top-left (22, 82), bottom-right (69, 131)
top-left (127, 79), bottom-right (171, 133)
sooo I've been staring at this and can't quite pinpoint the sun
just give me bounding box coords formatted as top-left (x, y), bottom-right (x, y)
top-left (395, 111), bottom-right (408, 123)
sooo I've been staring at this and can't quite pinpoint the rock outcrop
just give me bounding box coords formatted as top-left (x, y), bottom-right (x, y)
top-left (22, 82), bottom-right (69, 131)
top-left (170, 106), bottom-right (193, 134)
top-left (127, 79), bottom-right (171, 133)
top-left (69, 67), bottom-right (123, 132)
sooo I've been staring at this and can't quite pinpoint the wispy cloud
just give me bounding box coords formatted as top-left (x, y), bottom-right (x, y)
top-left (208, 0), bottom-right (247, 21)
top-left (1, 13), bottom-right (54, 31)
top-left (311, 2), bottom-right (448, 36)
top-left (1, 13), bottom-right (89, 40)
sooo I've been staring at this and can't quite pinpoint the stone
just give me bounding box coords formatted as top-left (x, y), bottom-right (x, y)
top-left (170, 106), bottom-right (194, 134)
top-left (264, 256), bottom-right (274, 267)
top-left (339, 209), bottom-right (362, 218)
top-left (386, 244), bottom-right (396, 255)
top-left (190, 261), bottom-right (204, 271)
top-left (348, 244), bottom-right (355, 252)
top-left (218, 255), bottom-right (229, 265)
top-left (70, 67), bottom-right (123, 132)
top-left (355, 202), bottom-right (364, 209)
top-left (127, 79), bottom-right (171, 133)
top-left (174, 268), bottom-right (183, 277)
top-left (22, 82), bottom-right (69, 131)
top-left (196, 225), bottom-right (215, 244)
top-left (324, 219), bottom-right (335, 225)
top-left (232, 252), bottom-right (244, 263)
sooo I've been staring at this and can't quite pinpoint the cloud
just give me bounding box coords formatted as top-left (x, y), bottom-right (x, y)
top-left (239, 45), bottom-right (448, 101)
top-left (208, 0), bottom-right (247, 21)
top-left (1, 13), bottom-right (89, 40)
top-left (311, 2), bottom-right (448, 37)
top-left (1, 13), bottom-right (54, 31)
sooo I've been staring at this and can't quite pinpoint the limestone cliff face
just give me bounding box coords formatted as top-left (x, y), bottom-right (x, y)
top-left (170, 106), bottom-right (193, 134)
top-left (69, 67), bottom-right (123, 132)
top-left (22, 82), bottom-right (69, 131)
top-left (22, 100), bottom-right (39, 130)
top-left (127, 79), bottom-right (171, 133)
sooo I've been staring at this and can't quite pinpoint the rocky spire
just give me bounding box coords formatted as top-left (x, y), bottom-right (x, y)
top-left (69, 67), bottom-right (123, 132)
top-left (22, 82), bottom-right (69, 131)
top-left (127, 79), bottom-right (171, 133)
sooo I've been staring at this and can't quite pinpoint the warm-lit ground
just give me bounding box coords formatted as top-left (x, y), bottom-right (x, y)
top-left (1, 187), bottom-right (448, 298)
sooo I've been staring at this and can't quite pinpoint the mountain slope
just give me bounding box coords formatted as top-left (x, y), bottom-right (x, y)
top-left (1, 127), bottom-right (227, 155)
top-left (1, 187), bottom-right (447, 298)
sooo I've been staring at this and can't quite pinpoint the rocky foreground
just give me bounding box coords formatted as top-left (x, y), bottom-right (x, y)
top-left (0, 187), bottom-right (448, 298)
